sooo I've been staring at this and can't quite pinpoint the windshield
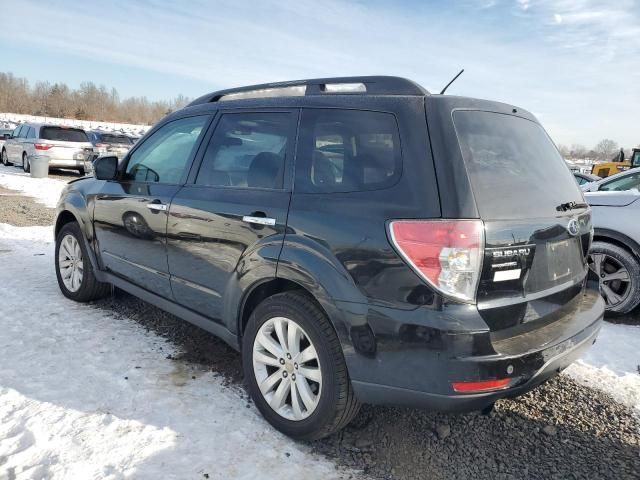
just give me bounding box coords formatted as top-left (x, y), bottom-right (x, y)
top-left (40, 127), bottom-right (89, 142)
top-left (453, 111), bottom-right (584, 219)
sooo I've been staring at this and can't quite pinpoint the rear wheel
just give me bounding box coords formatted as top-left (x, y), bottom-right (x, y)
top-left (1, 149), bottom-right (11, 166)
top-left (22, 153), bottom-right (29, 173)
top-left (588, 241), bottom-right (640, 315)
top-left (242, 291), bottom-right (360, 440)
top-left (55, 222), bottom-right (110, 302)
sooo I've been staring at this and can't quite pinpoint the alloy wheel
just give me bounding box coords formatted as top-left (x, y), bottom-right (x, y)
top-left (252, 316), bottom-right (322, 421)
top-left (58, 234), bottom-right (84, 292)
top-left (588, 253), bottom-right (631, 308)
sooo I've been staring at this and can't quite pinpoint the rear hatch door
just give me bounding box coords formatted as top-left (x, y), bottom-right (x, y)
top-left (452, 109), bottom-right (591, 331)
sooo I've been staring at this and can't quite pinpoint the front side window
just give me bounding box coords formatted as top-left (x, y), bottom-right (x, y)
top-left (125, 116), bottom-right (208, 184)
top-left (296, 109), bottom-right (401, 193)
top-left (599, 172), bottom-right (640, 192)
top-left (196, 113), bottom-right (290, 189)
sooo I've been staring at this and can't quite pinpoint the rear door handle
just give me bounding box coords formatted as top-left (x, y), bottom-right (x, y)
top-left (242, 215), bottom-right (276, 226)
top-left (147, 202), bottom-right (167, 212)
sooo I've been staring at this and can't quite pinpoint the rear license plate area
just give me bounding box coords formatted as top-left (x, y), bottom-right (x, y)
top-left (547, 239), bottom-right (573, 281)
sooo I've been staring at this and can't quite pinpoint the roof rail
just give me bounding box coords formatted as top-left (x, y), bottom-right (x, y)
top-left (187, 76), bottom-right (429, 106)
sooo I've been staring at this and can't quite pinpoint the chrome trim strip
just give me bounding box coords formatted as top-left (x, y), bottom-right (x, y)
top-left (242, 216), bottom-right (276, 226)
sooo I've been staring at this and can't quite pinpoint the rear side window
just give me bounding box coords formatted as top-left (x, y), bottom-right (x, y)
top-left (196, 113), bottom-right (291, 189)
top-left (453, 111), bottom-right (583, 219)
top-left (26, 127), bottom-right (36, 139)
top-left (296, 109), bottom-right (401, 193)
top-left (40, 127), bottom-right (89, 142)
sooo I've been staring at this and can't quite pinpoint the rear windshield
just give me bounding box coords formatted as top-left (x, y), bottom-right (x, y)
top-left (40, 127), bottom-right (89, 142)
top-left (99, 134), bottom-right (132, 145)
top-left (453, 111), bottom-right (583, 219)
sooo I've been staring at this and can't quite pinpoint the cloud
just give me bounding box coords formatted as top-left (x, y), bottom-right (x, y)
top-left (0, 0), bottom-right (638, 147)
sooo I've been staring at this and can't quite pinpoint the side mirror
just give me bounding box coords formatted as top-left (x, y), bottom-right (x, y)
top-left (93, 156), bottom-right (119, 180)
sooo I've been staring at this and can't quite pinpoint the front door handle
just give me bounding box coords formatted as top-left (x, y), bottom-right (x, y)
top-left (242, 215), bottom-right (276, 226)
top-left (147, 202), bottom-right (167, 212)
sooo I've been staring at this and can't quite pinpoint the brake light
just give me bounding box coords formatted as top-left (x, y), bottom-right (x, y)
top-left (452, 378), bottom-right (511, 393)
top-left (388, 220), bottom-right (484, 302)
top-left (34, 143), bottom-right (53, 150)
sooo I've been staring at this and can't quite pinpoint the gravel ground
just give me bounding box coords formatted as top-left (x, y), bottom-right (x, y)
top-left (0, 185), bottom-right (55, 226)
top-left (95, 289), bottom-right (640, 480)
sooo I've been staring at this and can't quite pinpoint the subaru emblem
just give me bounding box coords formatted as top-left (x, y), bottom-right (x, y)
top-left (567, 218), bottom-right (580, 236)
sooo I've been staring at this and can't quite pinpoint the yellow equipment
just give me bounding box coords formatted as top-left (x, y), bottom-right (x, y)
top-left (591, 148), bottom-right (640, 178)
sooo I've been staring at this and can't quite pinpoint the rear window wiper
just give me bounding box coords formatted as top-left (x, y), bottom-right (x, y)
top-left (556, 201), bottom-right (589, 212)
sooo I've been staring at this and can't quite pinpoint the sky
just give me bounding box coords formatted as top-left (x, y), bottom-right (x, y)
top-left (0, 0), bottom-right (638, 148)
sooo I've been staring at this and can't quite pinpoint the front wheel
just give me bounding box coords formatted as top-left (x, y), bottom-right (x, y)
top-left (242, 292), bottom-right (360, 440)
top-left (55, 222), bottom-right (110, 302)
top-left (588, 241), bottom-right (640, 315)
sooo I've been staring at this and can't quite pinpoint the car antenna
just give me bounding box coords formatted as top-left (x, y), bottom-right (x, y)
top-left (440, 69), bottom-right (465, 95)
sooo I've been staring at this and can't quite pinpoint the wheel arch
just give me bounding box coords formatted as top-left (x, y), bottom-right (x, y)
top-left (593, 228), bottom-right (640, 261)
top-left (55, 205), bottom-right (101, 275)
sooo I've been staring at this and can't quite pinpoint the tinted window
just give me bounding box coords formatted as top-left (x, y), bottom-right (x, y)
top-left (599, 172), bottom-right (640, 192)
top-left (125, 116), bottom-right (208, 184)
top-left (196, 113), bottom-right (290, 189)
top-left (99, 134), bottom-right (132, 145)
top-left (17, 125), bottom-right (27, 138)
top-left (40, 127), bottom-right (89, 142)
top-left (453, 111), bottom-right (583, 219)
top-left (26, 127), bottom-right (36, 139)
top-left (296, 109), bottom-right (401, 193)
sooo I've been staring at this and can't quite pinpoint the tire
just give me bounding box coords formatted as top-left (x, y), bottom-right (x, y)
top-left (1, 149), bottom-right (11, 166)
top-left (22, 153), bottom-right (29, 173)
top-left (588, 241), bottom-right (640, 315)
top-left (77, 168), bottom-right (85, 176)
top-left (242, 291), bottom-right (360, 440)
top-left (55, 222), bottom-right (110, 302)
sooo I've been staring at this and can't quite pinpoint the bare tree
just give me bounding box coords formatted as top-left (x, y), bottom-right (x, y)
top-left (0, 71), bottom-right (190, 125)
top-left (569, 144), bottom-right (587, 159)
top-left (594, 139), bottom-right (619, 161)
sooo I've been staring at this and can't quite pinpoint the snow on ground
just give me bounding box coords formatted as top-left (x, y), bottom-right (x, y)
top-left (0, 164), bottom-right (66, 208)
top-left (565, 322), bottom-right (640, 412)
top-left (0, 225), bottom-right (353, 480)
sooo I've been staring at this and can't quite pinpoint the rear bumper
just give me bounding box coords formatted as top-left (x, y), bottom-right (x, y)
top-left (342, 288), bottom-right (604, 411)
top-left (29, 155), bottom-right (87, 169)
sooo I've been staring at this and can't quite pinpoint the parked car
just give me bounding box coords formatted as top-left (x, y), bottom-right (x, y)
top-left (573, 172), bottom-right (600, 186)
top-left (582, 168), bottom-right (640, 192)
top-left (88, 130), bottom-right (133, 162)
top-left (53, 76), bottom-right (604, 440)
top-left (585, 190), bottom-right (640, 314)
top-left (1, 123), bottom-right (94, 174)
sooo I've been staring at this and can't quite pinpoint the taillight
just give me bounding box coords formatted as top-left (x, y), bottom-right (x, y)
top-left (452, 378), bottom-right (511, 393)
top-left (388, 219), bottom-right (484, 303)
top-left (95, 143), bottom-right (109, 148)
top-left (34, 143), bottom-right (53, 150)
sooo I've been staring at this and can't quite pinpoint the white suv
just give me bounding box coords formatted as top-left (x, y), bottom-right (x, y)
top-left (1, 123), bottom-right (94, 175)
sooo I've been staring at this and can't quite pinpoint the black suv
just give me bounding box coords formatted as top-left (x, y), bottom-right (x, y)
top-left (54, 76), bottom-right (604, 440)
